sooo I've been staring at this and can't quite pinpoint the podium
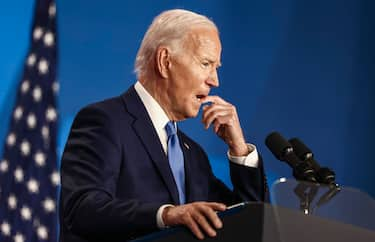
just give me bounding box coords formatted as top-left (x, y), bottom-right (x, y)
top-left (132, 179), bottom-right (375, 242)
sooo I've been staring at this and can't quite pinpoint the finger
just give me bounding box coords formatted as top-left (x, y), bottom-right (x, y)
top-left (203, 109), bottom-right (232, 129)
top-left (192, 211), bottom-right (217, 237)
top-left (184, 213), bottom-right (205, 240)
top-left (202, 102), bottom-right (232, 120)
top-left (199, 206), bottom-right (223, 229)
top-left (202, 104), bottom-right (209, 112)
top-left (202, 104), bottom-right (234, 125)
top-left (201, 95), bottom-right (229, 105)
top-left (202, 103), bottom-right (232, 124)
top-left (213, 116), bottom-right (234, 133)
top-left (205, 202), bottom-right (227, 211)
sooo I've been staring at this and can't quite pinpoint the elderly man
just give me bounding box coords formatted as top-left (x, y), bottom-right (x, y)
top-left (59, 9), bottom-right (268, 242)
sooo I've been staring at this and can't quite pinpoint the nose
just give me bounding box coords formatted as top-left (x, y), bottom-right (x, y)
top-left (206, 69), bottom-right (219, 87)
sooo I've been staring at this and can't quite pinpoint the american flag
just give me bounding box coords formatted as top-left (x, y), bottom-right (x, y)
top-left (0, 0), bottom-right (59, 241)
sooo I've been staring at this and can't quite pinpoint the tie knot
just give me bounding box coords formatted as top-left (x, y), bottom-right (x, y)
top-left (165, 121), bottom-right (177, 137)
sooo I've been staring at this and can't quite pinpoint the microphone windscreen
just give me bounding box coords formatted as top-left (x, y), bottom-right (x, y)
top-left (289, 138), bottom-right (312, 160)
top-left (265, 132), bottom-right (291, 161)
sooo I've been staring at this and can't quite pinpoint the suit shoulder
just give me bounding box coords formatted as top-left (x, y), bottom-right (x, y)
top-left (75, 85), bottom-right (136, 119)
top-left (80, 95), bottom-right (125, 115)
top-left (71, 93), bottom-right (131, 130)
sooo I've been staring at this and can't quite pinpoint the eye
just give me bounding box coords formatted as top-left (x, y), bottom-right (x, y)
top-left (201, 61), bottom-right (211, 68)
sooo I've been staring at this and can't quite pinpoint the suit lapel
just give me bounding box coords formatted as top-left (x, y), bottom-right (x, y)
top-left (121, 86), bottom-right (180, 204)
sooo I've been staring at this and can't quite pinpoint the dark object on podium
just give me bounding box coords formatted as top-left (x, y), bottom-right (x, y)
top-left (133, 179), bottom-right (375, 242)
top-left (133, 202), bottom-right (271, 242)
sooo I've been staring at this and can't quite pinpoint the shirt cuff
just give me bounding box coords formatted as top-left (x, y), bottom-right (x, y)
top-left (227, 143), bottom-right (259, 168)
top-left (156, 204), bottom-right (175, 229)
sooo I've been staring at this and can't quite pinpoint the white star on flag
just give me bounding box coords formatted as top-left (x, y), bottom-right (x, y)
top-left (27, 53), bottom-right (37, 67)
top-left (20, 206), bottom-right (32, 221)
top-left (14, 167), bottom-right (24, 183)
top-left (52, 81), bottom-right (59, 94)
top-left (48, 3), bottom-right (56, 17)
top-left (0, 1), bottom-right (59, 241)
top-left (38, 59), bottom-right (49, 74)
top-left (27, 113), bottom-right (37, 129)
top-left (8, 195), bottom-right (17, 210)
top-left (33, 27), bottom-right (43, 40)
top-left (43, 32), bottom-right (54, 47)
top-left (41, 125), bottom-right (49, 139)
top-left (14, 233), bottom-right (25, 242)
top-left (0, 159), bottom-right (9, 173)
top-left (42, 198), bottom-right (55, 212)
top-left (20, 140), bottom-right (31, 156)
top-left (14, 106), bottom-right (24, 120)
top-left (21, 80), bottom-right (30, 93)
top-left (46, 107), bottom-right (57, 122)
top-left (37, 225), bottom-right (48, 240)
top-left (27, 179), bottom-right (40, 194)
top-left (1, 221), bottom-right (11, 236)
top-left (33, 86), bottom-right (42, 102)
top-left (34, 151), bottom-right (46, 167)
top-left (6, 133), bottom-right (16, 147)
top-left (50, 171), bottom-right (60, 186)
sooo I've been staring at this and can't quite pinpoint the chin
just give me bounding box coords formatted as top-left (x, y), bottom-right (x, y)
top-left (190, 109), bottom-right (200, 118)
top-left (180, 103), bottom-right (201, 120)
top-left (183, 109), bottom-right (199, 120)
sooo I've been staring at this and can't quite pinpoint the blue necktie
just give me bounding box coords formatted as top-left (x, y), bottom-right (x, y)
top-left (165, 121), bottom-right (186, 204)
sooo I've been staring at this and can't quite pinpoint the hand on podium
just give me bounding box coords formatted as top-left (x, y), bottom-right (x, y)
top-left (162, 202), bottom-right (226, 240)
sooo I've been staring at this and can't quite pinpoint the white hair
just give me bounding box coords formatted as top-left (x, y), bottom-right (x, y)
top-left (134, 9), bottom-right (218, 78)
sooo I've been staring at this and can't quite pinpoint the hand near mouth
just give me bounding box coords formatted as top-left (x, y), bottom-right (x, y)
top-left (201, 96), bottom-right (249, 156)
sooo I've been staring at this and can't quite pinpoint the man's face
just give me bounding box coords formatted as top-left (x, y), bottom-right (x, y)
top-left (164, 27), bottom-right (222, 121)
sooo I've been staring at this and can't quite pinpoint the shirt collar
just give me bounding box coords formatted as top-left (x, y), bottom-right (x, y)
top-left (134, 81), bottom-right (172, 133)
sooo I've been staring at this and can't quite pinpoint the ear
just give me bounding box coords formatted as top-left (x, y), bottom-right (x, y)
top-left (155, 46), bottom-right (170, 78)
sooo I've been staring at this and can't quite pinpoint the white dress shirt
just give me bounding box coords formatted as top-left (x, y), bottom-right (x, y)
top-left (134, 81), bottom-right (259, 228)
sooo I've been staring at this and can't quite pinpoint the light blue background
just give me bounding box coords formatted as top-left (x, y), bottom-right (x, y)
top-left (1, 0), bottom-right (374, 198)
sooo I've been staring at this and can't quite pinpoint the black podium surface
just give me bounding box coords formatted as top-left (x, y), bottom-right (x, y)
top-left (133, 179), bottom-right (375, 242)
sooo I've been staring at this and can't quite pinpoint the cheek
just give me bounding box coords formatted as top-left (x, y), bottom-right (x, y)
top-left (173, 66), bottom-right (207, 94)
top-left (189, 70), bottom-right (209, 87)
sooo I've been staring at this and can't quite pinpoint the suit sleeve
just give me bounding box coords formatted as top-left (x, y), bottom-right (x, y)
top-left (229, 157), bottom-right (270, 202)
top-left (60, 105), bottom-right (160, 241)
top-left (202, 147), bottom-right (269, 205)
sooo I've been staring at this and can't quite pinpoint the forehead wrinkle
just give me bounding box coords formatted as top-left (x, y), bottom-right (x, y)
top-left (185, 29), bottom-right (221, 64)
top-left (182, 30), bottom-right (201, 52)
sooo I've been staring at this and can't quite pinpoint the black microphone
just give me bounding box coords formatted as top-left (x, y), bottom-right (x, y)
top-left (289, 138), bottom-right (338, 186)
top-left (265, 132), bottom-right (316, 182)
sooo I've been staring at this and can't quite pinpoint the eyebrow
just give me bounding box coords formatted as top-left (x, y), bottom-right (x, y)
top-left (205, 58), bottom-right (222, 67)
top-left (213, 60), bottom-right (222, 68)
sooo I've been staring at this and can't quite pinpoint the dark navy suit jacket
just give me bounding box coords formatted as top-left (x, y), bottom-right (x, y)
top-left (59, 86), bottom-right (268, 242)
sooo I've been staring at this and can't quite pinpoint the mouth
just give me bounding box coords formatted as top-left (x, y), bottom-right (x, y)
top-left (196, 94), bottom-right (206, 101)
top-left (195, 91), bottom-right (209, 102)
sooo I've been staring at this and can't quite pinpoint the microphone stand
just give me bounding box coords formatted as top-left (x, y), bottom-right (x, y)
top-left (316, 183), bottom-right (341, 208)
top-left (293, 182), bottom-right (319, 215)
top-left (293, 181), bottom-right (341, 215)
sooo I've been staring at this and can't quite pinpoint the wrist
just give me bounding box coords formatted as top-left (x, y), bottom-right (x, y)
top-left (229, 142), bottom-right (250, 156)
top-left (157, 204), bottom-right (174, 229)
top-left (162, 206), bottom-right (173, 227)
